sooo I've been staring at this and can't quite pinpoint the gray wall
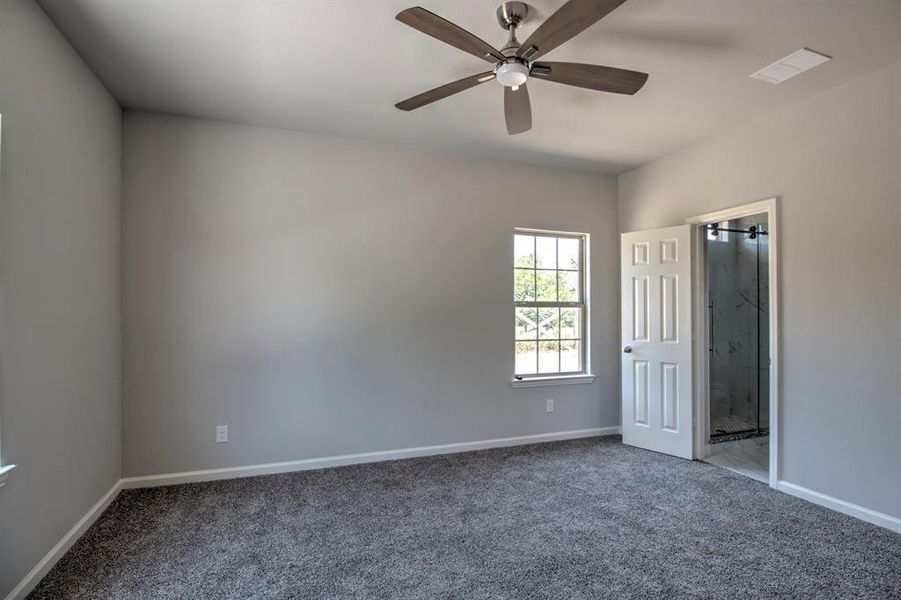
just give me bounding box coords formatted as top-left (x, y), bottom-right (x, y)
top-left (0, 0), bottom-right (122, 595)
top-left (619, 61), bottom-right (901, 518)
top-left (122, 112), bottom-right (620, 477)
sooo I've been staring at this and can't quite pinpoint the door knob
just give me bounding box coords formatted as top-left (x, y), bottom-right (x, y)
top-left (623, 346), bottom-right (633, 353)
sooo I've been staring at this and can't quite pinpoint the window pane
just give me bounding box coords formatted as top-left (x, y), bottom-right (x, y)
top-left (514, 234), bottom-right (535, 268)
top-left (536, 270), bottom-right (557, 301)
top-left (514, 268), bottom-right (535, 302)
top-left (558, 270), bottom-right (580, 302)
top-left (560, 340), bottom-right (581, 372)
top-left (535, 236), bottom-right (556, 269)
top-left (558, 237), bottom-right (580, 271)
top-left (515, 307), bottom-right (538, 340)
top-left (515, 341), bottom-right (537, 375)
top-left (560, 307), bottom-right (581, 339)
top-left (538, 341), bottom-right (560, 373)
top-left (538, 308), bottom-right (559, 340)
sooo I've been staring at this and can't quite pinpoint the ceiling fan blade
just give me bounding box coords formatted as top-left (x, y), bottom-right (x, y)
top-left (397, 7), bottom-right (505, 63)
top-left (504, 84), bottom-right (532, 135)
top-left (517, 0), bottom-right (627, 61)
top-left (396, 71), bottom-right (496, 111)
top-left (531, 62), bottom-right (648, 95)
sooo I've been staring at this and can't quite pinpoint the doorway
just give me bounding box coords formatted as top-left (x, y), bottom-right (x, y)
top-left (688, 199), bottom-right (779, 487)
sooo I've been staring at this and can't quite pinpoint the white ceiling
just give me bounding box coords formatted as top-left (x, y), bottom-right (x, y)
top-left (40, 0), bottom-right (901, 173)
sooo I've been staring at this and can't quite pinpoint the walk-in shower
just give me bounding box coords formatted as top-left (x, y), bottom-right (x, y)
top-left (706, 215), bottom-right (769, 442)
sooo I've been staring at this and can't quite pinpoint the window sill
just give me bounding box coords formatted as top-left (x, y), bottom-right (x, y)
top-left (0, 464), bottom-right (16, 489)
top-left (511, 374), bottom-right (595, 388)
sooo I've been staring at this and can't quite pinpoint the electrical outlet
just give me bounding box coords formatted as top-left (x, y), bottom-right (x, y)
top-left (546, 398), bottom-right (555, 413)
top-left (216, 425), bottom-right (228, 443)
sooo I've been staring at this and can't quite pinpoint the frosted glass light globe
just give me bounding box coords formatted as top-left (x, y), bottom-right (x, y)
top-left (495, 62), bottom-right (529, 87)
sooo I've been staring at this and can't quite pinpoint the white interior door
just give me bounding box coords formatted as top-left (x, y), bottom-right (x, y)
top-left (621, 225), bottom-right (693, 459)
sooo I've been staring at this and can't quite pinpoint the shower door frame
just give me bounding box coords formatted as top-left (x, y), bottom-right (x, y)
top-left (686, 197), bottom-right (780, 489)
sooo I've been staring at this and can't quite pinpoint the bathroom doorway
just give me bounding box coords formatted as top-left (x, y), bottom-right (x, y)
top-left (687, 199), bottom-right (779, 486)
top-left (704, 214), bottom-right (769, 481)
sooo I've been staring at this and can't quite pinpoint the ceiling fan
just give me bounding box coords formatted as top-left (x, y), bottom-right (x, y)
top-left (394, 0), bottom-right (648, 135)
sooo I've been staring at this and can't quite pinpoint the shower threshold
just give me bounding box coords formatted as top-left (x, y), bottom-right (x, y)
top-left (710, 429), bottom-right (768, 444)
top-left (710, 413), bottom-right (767, 444)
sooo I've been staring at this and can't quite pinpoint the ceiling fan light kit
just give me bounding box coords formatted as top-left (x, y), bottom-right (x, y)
top-left (395, 0), bottom-right (648, 135)
top-left (495, 62), bottom-right (529, 87)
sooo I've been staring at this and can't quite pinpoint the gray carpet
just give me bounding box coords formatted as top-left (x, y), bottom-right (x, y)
top-left (30, 436), bottom-right (901, 599)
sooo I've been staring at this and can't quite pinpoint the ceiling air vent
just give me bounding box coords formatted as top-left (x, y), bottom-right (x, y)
top-left (751, 48), bottom-right (831, 84)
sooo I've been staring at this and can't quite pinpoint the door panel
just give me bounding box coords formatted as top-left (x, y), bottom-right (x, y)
top-left (633, 360), bottom-right (649, 425)
top-left (661, 362), bottom-right (679, 431)
top-left (632, 276), bottom-right (649, 341)
top-left (621, 225), bottom-right (693, 459)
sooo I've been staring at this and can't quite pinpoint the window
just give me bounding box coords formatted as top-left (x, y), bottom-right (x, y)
top-left (0, 113), bottom-right (11, 488)
top-left (514, 229), bottom-right (588, 381)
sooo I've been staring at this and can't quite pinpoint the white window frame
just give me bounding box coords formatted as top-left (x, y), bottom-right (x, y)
top-left (0, 113), bottom-right (11, 488)
top-left (0, 440), bottom-right (12, 488)
top-left (512, 228), bottom-right (594, 388)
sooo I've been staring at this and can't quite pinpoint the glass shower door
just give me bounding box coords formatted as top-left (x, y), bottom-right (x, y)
top-left (707, 217), bottom-right (769, 440)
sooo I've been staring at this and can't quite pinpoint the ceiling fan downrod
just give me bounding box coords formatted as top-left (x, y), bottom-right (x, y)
top-left (497, 1), bottom-right (527, 52)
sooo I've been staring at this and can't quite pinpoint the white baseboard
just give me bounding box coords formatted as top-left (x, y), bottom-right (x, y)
top-left (776, 480), bottom-right (901, 533)
top-left (121, 426), bottom-right (621, 489)
top-left (4, 480), bottom-right (123, 600)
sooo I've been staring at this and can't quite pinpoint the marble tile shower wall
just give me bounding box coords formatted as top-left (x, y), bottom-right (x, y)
top-left (708, 215), bottom-right (769, 435)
